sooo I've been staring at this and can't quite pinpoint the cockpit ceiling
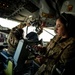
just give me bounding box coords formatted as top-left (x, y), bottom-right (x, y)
top-left (0, 0), bottom-right (39, 21)
top-left (0, 0), bottom-right (67, 22)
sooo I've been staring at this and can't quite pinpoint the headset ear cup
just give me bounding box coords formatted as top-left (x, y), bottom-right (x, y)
top-left (61, 13), bottom-right (69, 28)
top-left (66, 22), bottom-right (68, 27)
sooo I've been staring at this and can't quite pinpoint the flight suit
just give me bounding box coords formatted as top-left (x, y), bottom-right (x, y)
top-left (35, 35), bottom-right (75, 75)
top-left (7, 31), bottom-right (19, 55)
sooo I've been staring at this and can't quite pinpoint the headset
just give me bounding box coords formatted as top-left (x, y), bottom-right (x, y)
top-left (12, 28), bottom-right (24, 40)
top-left (60, 13), bottom-right (69, 28)
top-left (54, 13), bottom-right (69, 33)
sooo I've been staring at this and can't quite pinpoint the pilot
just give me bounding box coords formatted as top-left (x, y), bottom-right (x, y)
top-left (2, 28), bottom-right (24, 56)
top-left (34, 13), bottom-right (75, 75)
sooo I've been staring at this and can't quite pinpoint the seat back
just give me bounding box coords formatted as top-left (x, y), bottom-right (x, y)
top-left (13, 39), bottom-right (30, 70)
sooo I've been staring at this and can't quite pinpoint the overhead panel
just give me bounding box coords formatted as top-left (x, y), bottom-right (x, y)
top-left (23, 1), bottom-right (39, 13)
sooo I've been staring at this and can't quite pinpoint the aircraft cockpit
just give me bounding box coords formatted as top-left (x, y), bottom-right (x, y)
top-left (0, 0), bottom-right (75, 75)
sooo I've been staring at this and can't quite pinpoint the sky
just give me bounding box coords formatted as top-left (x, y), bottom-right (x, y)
top-left (0, 17), bottom-right (55, 43)
top-left (0, 18), bottom-right (20, 29)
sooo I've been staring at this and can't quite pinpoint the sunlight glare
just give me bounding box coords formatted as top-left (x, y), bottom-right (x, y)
top-left (0, 18), bottom-right (20, 29)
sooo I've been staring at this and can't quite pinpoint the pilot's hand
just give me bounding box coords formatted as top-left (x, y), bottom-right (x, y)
top-left (34, 55), bottom-right (46, 65)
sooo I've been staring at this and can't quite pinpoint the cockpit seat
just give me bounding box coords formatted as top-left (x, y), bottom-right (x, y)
top-left (0, 39), bottom-right (30, 75)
